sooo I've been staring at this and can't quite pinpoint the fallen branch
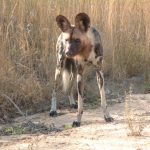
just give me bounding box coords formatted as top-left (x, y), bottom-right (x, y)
top-left (2, 94), bottom-right (25, 117)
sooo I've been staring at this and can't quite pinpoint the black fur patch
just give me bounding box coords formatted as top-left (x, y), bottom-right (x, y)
top-left (49, 111), bottom-right (57, 117)
top-left (64, 58), bottom-right (76, 73)
top-left (70, 103), bottom-right (78, 109)
top-left (89, 61), bottom-right (93, 64)
top-left (94, 43), bottom-right (103, 58)
top-left (72, 121), bottom-right (80, 127)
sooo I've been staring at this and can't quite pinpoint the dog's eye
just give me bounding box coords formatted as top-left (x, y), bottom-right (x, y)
top-left (65, 39), bottom-right (69, 42)
top-left (75, 39), bottom-right (80, 43)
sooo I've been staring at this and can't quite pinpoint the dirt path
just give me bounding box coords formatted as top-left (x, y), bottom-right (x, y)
top-left (0, 94), bottom-right (150, 150)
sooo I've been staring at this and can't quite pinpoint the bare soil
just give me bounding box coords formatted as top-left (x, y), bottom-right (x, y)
top-left (0, 94), bottom-right (150, 150)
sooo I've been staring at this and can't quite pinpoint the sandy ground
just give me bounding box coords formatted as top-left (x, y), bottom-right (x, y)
top-left (0, 94), bottom-right (150, 150)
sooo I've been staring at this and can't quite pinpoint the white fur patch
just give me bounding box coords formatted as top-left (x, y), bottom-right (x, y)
top-left (77, 93), bottom-right (83, 122)
top-left (77, 74), bottom-right (82, 82)
top-left (50, 91), bottom-right (57, 111)
top-left (62, 32), bottom-right (70, 40)
top-left (88, 50), bottom-right (95, 60)
top-left (62, 69), bottom-right (70, 92)
top-left (55, 68), bottom-right (61, 80)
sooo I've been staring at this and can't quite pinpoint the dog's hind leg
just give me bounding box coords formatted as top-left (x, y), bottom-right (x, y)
top-left (68, 76), bottom-right (77, 109)
top-left (96, 69), bottom-right (114, 122)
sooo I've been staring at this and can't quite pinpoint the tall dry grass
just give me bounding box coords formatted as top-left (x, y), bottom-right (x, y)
top-left (0, 0), bottom-right (149, 117)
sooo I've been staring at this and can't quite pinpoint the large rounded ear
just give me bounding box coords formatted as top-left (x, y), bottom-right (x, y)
top-left (75, 13), bottom-right (90, 32)
top-left (56, 15), bottom-right (71, 32)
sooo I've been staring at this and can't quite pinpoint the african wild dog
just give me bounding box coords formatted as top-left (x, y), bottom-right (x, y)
top-left (50, 13), bottom-right (114, 127)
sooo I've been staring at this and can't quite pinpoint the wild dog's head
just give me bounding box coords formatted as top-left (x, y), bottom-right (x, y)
top-left (56, 13), bottom-right (91, 58)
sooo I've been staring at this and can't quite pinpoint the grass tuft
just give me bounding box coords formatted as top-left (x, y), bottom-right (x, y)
top-left (125, 87), bottom-right (146, 136)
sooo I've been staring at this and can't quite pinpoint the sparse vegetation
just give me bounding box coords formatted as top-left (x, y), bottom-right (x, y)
top-left (0, 121), bottom-right (60, 136)
top-left (144, 83), bottom-right (150, 93)
top-left (125, 89), bottom-right (146, 136)
top-left (62, 124), bottom-right (72, 130)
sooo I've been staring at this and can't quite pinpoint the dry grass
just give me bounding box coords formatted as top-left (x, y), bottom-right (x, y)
top-left (0, 0), bottom-right (150, 117)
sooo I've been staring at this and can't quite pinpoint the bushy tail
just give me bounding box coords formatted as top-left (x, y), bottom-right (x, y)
top-left (62, 58), bottom-right (76, 93)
